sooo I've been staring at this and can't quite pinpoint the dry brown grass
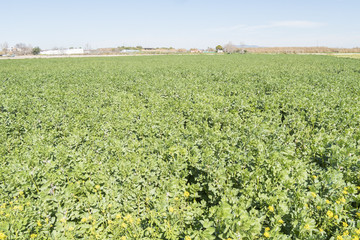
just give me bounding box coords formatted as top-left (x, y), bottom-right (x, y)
top-left (244, 47), bottom-right (360, 54)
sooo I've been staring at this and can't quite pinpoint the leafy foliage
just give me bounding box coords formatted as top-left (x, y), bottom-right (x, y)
top-left (32, 47), bottom-right (41, 55)
top-left (215, 45), bottom-right (223, 51)
top-left (0, 55), bottom-right (360, 239)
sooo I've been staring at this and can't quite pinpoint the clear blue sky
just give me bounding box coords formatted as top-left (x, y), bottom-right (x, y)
top-left (1, 0), bottom-right (359, 49)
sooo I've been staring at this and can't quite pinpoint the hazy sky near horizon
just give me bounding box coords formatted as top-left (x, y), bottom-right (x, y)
top-left (1, 0), bottom-right (359, 49)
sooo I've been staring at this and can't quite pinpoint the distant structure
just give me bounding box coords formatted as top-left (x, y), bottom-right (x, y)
top-left (7, 47), bottom-right (21, 52)
top-left (40, 48), bottom-right (84, 55)
top-left (190, 49), bottom-right (202, 53)
top-left (120, 49), bottom-right (140, 53)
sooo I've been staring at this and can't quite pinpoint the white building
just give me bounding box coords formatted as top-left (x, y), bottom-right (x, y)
top-left (6, 47), bottom-right (21, 52)
top-left (120, 49), bottom-right (140, 53)
top-left (40, 48), bottom-right (84, 55)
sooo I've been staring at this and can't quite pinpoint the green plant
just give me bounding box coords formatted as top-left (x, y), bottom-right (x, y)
top-left (32, 47), bottom-right (41, 55)
top-left (0, 55), bottom-right (359, 239)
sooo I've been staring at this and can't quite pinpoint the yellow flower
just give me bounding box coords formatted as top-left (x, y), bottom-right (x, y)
top-left (60, 218), bottom-right (66, 223)
top-left (343, 230), bottom-right (349, 236)
top-left (107, 204), bottom-right (112, 208)
top-left (264, 232), bottom-right (270, 238)
top-left (81, 217), bottom-right (87, 223)
top-left (26, 202), bottom-right (30, 206)
top-left (0, 204), bottom-right (5, 209)
top-left (184, 191), bottom-right (190, 198)
top-left (169, 207), bottom-right (174, 213)
top-left (68, 227), bottom-right (74, 231)
top-left (19, 191), bottom-right (24, 196)
top-left (0, 232), bottom-right (7, 240)
top-left (319, 228), bottom-right (324, 233)
top-left (278, 219), bottom-right (284, 224)
top-left (343, 222), bottom-right (348, 227)
top-left (30, 234), bottom-right (37, 239)
top-left (334, 215), bottom-right (338, 220)
top-left (305, 204), bottom-right (308, 208)
top-left (265, 227), bottom-right (270, 231)
top-left (357, 212), bottom-right (360, 218)
top-left (226, 238), bottom-right (232, 240)
top-left (304, 224), bottom-right (310, 230)
top-left (185, 236), bottom-right (191, 240)
top-left (174, 197), bottom-right (179, 201)
top-left (124, 214), bottom-right (133, 223)
top-left (357, 186), bottom-right (360, 190)
top-left (352, 235), bottom-right (359, 240)
top-left (311, 192), bottom-right (317, 198)
top-left (108, 220), bottom-right (113, 224)
top-left (37, 220), bottom-right (42, 227)
top-left (344, 187), bottom-right (348, 191)
top-left (268, 206), bottom-right (274, 212)
top-left (326, 200), bottom-right (330, 204)
top-left (337, 236), bottom-right (343, 240)
top-left (116, 214), bottom-right (121, 219)
top-left (121, 223), bottom-right (127, 228)
top-left (356, 229), bottom-right (360, 235)
top-left (317, 206), bottom-right (321, 210)
top-left (13, 205), bottom-right (23, 211)
top-left (336, 200), bottom-right (340, 204)
top-left (312, 175), bottom-right (317, 179)
top-left (340, 197), bottom-right (346, 203)
top-left (88, 215), bottom-right (92, 220)
top-left (327, 210), bottom-right (333, 218)
top-left (120, 237), bottom-right (126, 240)
top-left (95, 185), bottom-right (100, 190)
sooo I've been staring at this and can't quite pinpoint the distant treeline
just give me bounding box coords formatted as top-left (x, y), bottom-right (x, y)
top-left (244, 47), bottom-right (360, 54)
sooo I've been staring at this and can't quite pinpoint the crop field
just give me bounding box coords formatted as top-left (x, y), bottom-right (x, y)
top-left (0, 55), bottom-right (360, 239)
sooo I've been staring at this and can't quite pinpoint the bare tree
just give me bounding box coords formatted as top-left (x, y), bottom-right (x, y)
top-left (84, 43), bottom-right (92, 54)
top-left (224, 42), bottom-right (238, 54)
top-left (1, 42), bottom-right (9, 54)
top-left (84, 43), bottom-right (91, 51)
top-left (15, 43), bottom-right (27, 53)
top-left (14, 43), bottom-right (33, 55)
top-left (59, 47), bottom-right (65, 55)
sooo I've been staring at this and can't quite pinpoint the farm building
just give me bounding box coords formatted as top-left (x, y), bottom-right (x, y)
top-left (40, 48), bottom-right (84, 55)
top-left (120, 49), bottom-right (140, 53)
